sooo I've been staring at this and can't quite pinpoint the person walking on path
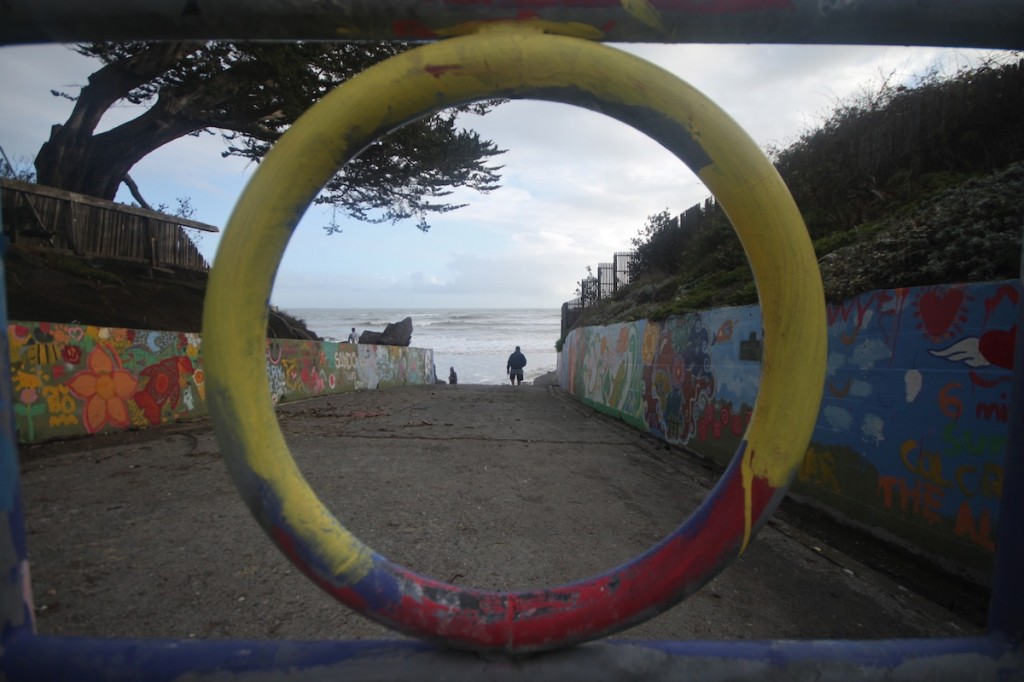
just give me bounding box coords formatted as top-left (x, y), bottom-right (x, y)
top-left (506, 345), bottom-right (527, 386)
top-left (347, 327), bottom-right (359, 344)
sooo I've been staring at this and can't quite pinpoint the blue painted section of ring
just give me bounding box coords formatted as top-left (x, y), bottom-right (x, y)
top-left (239, 469), bottom-right (408, 612)
top-left (349, 557), bottom-right (405, 612)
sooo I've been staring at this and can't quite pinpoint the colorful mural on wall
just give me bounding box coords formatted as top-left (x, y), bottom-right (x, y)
top-left (9, 321), bottom-right (435, 445)
top-left (560, 280), bottom-right (1018, 581)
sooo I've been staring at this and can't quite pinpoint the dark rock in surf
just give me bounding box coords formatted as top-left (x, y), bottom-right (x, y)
top-left (358, 316), bottom-right (413, 346)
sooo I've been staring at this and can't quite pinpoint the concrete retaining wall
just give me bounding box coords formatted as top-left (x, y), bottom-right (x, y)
top-left (8, 322), bottom-right (435, 444)
top-left (559, 280), bottom-right (1018, 583)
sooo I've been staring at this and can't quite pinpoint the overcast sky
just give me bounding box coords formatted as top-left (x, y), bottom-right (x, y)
top-left (0, 43), bottom-right (1009, 311)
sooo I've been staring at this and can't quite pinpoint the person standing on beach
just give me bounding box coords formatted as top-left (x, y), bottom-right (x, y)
top-left (449, 367), bottom-right (458, 385)
top-left (506, 345), bottom-right (527, 386)
top-left (347, 327), bottom-right (358, 344)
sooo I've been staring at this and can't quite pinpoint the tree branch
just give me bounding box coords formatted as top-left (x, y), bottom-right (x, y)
top-left (122, 173), bottom-right (152, 210)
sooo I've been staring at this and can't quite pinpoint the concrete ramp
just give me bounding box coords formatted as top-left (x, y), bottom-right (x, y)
top-left (21, 384), bottom-right (975, 642)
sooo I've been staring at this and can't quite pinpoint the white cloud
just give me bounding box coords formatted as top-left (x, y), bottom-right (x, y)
top-left (2, 42), bottom-right (1011, 310)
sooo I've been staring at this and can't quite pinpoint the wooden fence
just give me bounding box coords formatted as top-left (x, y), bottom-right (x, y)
top-left (1, 178), bottom-right (218, 271)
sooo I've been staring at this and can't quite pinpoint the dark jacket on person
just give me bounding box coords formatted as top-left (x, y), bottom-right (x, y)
top-left (507, 350), bottom-right (527, 371)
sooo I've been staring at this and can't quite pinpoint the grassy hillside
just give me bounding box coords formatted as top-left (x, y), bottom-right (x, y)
top-left (572, 56), bottom-right (1024, 331)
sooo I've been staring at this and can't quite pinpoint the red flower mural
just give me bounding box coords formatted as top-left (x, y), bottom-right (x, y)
top-left (61, 345), bottom-right (82, 364)
top-left (134, 356), bottom-right (196, 425)
top-left (66, 345), bottom-right (138, 433)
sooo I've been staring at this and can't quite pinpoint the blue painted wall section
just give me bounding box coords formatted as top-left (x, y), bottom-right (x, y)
top-left (560, 280), bottom-right (1018, 581)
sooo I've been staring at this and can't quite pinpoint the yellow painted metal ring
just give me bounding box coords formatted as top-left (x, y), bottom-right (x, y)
top-left (202, 27), bottom-right (826, 652)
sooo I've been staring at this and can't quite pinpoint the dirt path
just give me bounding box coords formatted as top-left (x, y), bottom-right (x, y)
top-left (19, 384), bottom-right (977, 643)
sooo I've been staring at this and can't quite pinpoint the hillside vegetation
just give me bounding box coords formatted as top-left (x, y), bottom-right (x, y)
top-left (574, 56), bottom-right (1024, 330)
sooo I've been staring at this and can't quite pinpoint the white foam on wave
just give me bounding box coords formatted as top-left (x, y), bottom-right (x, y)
top-left (286, 308), bottom-right (562, 385)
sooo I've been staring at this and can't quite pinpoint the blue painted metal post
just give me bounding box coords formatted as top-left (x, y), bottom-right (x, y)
top-left (987, 225), bottom-right (1024, 642)
top-left (0, 189), bottom-right (34, 649)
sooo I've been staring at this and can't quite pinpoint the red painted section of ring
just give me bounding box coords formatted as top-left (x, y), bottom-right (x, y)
top-left (373, 470), bottom-right (778, 649)
top-left (266, 464), bottom-right (778, 649)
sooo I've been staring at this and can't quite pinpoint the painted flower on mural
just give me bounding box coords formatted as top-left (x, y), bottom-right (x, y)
top-left (192, 368), bottom-right (206, 401)
top-left (641, 314), bottom-right (716, 446)
top-left (12, 369), bottom-right (48, 441)
top-left (671, 356), bottom-right (687, 387)
top-left (13, 369), bottom-right (42, 394)
top-left (698, 404), bottom-right (748, 440)
top-left (133, 356), bottom-right (196, 425)
top-left (61, 345), bottom-right (82, 364)
top-left (91, 327), bottom-right (133, 355)
top-left (578, 333), bottom-right (603, 397)
top-left (184, 333), bottom-right (201, 359)
top-left (641, 323), bottom-right (659, 364)
top-left (67, 345), bottom-right (138, 433)
top-left (9, 324), bottom-right (31, 344)
top-left (48, 325), bottom-right (68, 345)
top-left (698, 403), bottom-right (715, 440)
top-left (616, 326), bottom-right (630, 354)
top-left (47, 324), bottom-right (83, 346)
top-left (301, 366), bottom-right (326, 394)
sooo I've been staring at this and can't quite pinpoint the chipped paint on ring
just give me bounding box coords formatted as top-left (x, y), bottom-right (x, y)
top-left (202, 27), bottom-right (825, 653)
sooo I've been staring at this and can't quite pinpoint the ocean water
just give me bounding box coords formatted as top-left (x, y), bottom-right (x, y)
top-left (286, 308), bottom-right (562, 385)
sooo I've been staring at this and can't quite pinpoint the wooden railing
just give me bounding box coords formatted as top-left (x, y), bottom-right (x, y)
top-left (1, 178), bottom-right (218, 271)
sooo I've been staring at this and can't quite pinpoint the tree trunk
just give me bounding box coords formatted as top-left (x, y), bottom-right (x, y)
top-left (34, 42), bottom-right (203, 199)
